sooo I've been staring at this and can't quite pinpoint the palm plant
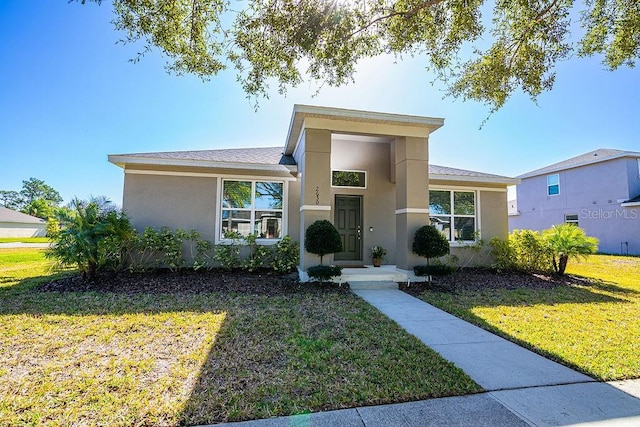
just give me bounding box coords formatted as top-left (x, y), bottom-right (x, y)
top-left (48, 197), bottom-right (134, 280)
top-left (543, 224), bottom-right (598, 275)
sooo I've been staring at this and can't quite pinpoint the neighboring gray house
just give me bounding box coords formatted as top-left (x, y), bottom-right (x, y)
top-left (0, 206), bottom-right (47, 238)
top-left (509, 148), bottom-right (640, 255)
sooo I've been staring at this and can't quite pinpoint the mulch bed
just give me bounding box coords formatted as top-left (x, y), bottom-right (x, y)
top-left (38, 268), bottom-right (592, 297)
top-left (400, 268), bottom-right (593, 296)
top-left (38, 269), bottom-right (349, 296)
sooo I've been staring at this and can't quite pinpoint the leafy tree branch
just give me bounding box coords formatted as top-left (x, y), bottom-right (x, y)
top-left (77, 0), bottom-right (640, 111)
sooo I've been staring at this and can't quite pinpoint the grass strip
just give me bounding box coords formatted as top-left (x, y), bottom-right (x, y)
top-left (1, 249), bottom-right (480, 426)
top-left (416, 255), bottom-right (640, 381)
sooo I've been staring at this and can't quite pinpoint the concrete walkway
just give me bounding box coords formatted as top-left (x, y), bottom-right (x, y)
top-left (203, 288), bottom-right (640, 427)
top-left (0, 242), bottom-right (50, 248)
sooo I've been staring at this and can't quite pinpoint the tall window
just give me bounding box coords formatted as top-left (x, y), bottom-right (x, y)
top-left (547, 174), bottom-right (560, 196)
top-left (429, 190), bottom-right (476, 241)
top-left (221, 180), bottom-right (283, 240)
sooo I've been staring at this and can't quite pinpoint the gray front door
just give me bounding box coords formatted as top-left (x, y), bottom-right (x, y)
top-left (334, 195), bottom-right (362, 261)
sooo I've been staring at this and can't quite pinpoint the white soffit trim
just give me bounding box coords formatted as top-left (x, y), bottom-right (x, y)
top-left (300, 205), bottom-right (332, 211)
top-left (621, 202), bottom-right (640, 207)
top-left (125, 169), bottom-right (297, 181)
top-left (109, 154), bottom-right (296, 173)
top-left (395, 208), bottom-right (430, 215)
top-left (430, 174), bottom-right (520, 186)
top-left (285, 104), bottom-right (444, 155)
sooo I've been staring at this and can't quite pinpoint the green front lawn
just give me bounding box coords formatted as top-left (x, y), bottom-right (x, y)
top-left (0, 249), bottom-right (480, 426)
top-left (0, 237), bottom-right (50, 243)
top-left (416, 254), bottom-right (640, 381)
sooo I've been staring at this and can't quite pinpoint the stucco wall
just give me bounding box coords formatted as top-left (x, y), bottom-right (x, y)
top-left (509, 158), bottom-right (640, 254)
top-left (123, 172), bottom-right (218, 241)
top-left (331, 138), bottom-right (399, 265)
top-left (478, 190), bottom-right (509, 240)
top-left (286, 178), bottom-right (301, 243)
top-left (0, 222), bottom-right (47, 238)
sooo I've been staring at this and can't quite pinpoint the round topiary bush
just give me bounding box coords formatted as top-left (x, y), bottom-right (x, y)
top-left (305, 220), bottom-right (343, 265)
top-left (412, 224), bottom-right (450, 266)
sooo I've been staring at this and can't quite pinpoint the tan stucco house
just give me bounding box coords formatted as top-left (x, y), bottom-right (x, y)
top-left (109, 105), bottom-right (518, 280)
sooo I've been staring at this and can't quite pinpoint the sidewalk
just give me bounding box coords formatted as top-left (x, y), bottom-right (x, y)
top-left (204, 288), bottom-right (640, 427)
top-left (0, 242), bottom-right (50, 248)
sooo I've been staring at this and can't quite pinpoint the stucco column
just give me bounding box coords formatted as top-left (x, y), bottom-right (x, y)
top-left (395, 136), bottom-right (430, 270)
top-left (299, 128), bottom-right (332, 270)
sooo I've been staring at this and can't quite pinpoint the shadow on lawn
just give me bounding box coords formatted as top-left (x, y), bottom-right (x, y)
top-left (572, 276), bottom-right (640, 297)
top-left (0, 270), bottom-right (318, 317)
top-left (405, 273), bottom-right (632, 308)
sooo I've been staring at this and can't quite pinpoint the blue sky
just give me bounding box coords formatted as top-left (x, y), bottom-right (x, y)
top-left (1, 1), bottom-right (639, 206)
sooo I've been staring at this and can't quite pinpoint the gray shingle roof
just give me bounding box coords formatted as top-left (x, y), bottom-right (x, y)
top-left (0, 207), bottom-right (46, 224)
top-left (429, 164), bottom-right (513, 180)
top-left (117, 147), bottom-right (293, 165)
top-left (112, 147), bottom-right (516, 184)
top-left (518, 148), bottom-right (640, 178)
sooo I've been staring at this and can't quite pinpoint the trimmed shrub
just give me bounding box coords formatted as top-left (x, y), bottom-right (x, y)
top-left (412, 225), bottom-right (450, 265)
top-left (131, 226), bottom-right (190, 272)
top-left (243, 233), bottom-right (272, 272)
top-left (193, 238), bottom-right (215, 271)
top-left (271, 235), bottom-right (299, 273)
top-left (305, 220), bottom-right (342, 265)
top-left (307, 265), bottom-right (342, 283)
top-left (413, 264), bottom-right (455, 277)
top-left (489, 237), bottom-right (516, 272)
top-left (412, 225), bottom-right (450, 284)
top-left (214, 231), bottom-right (243, 271)
top-left (509, 229), bottom-right (552, 272)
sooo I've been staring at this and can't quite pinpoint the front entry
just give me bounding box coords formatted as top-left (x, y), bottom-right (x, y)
top-left (334, 195), bottom-right (362, 261)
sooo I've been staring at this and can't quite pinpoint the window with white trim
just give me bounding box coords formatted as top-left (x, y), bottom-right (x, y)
top-left (220, 180), bottom-right (283, 240)
top-left (429, 190), bottom-right (476, 241)
top-left (565, 214), bottom-right (579, 226)
top-left (547, 174), bottom-right (560, 196)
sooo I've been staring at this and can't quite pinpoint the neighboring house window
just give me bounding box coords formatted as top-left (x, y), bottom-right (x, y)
top-left (429, 190), bottom-right (476, 241)
top-left (331, 170), bottom-right (366, 188)
top-left (547, 174), bottom-right (560, 196)
top-left (221, 180), bottom-right (283, 240)
top-left (637, 159), bottom-right (640, 177)
top-left (565, 214), bottom-right (579, 226)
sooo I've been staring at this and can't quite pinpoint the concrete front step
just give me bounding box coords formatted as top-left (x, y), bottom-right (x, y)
top-left (337, 266), bottom-right (408, 283)
top-left (348, 281), bottom-right (399, 290)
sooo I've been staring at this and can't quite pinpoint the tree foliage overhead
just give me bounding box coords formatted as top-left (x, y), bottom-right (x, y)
top-left (82, 0), bottom-right (639, 110)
